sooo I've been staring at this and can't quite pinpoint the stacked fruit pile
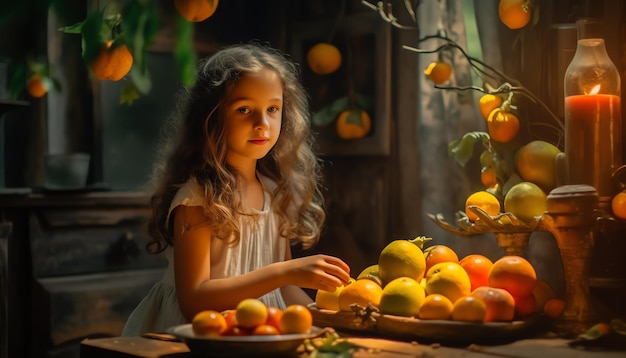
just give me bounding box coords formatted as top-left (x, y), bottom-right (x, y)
top-left (316, 237), bottom-right (564, 324)
top-left (191, 299), bottom-right (313, 337)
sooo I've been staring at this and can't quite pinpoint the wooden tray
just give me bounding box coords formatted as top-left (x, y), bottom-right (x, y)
top-left (308, 303), bottom-right (547, 345)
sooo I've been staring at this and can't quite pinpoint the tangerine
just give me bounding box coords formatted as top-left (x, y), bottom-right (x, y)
top-left (265, 306), bottom-right (283, 331)
top-left (513, 294), bottom-right (537, 319)
top-left (27, 74), bottom-right (48, 98)
top-left (307, 43), bottom-right (341, 75)
top-left (174, 0), bottom-right (219, 22)
top-left (192, 310), bottom-right (227, 336)
top-left (418, 293), bottom-right (453, 320)
top-left (480, 165), bottom-right (498, 188)
top-left (424, 244), bottom-right (459, 274)
top-left (315, 278), bottom-right (354, 311)
top-left (533, 279), bottom-right (557, 313)
top-left (487, 108), bottom-right (520, 143)
top-left (252, 324), bottom-right (280, 336)
top-left (90, 40), bottom-right (133, 81)
top-left (335, 109), bottom-right (371, 140)
top-left (337, 278), bottom-right (383, 311)
top-left (470, 286), bottom-right (515, 322)
top-left (279, 304), bottom-right (313, 334)
top-left (452, 296), bottom-right (487, 322)
top-left (611, 190), bottom-right (626, 219)
top-left (459, 254), bottom-right (493, 292)
top-left (543, 298), bottom-right (565, 318)
top-left (478, 94), bottom-right (503, 120)
top-left (424, 61), bottom-right (452, 84)
top-left (489, 255), bottom-right (537, 297)
top-left (499, 0), bottom-right (532, 30)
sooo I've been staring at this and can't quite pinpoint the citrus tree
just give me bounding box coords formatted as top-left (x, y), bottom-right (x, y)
top-left (2, 0), bottom-right (218, 104)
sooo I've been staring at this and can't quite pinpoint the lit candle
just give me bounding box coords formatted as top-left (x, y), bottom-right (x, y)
top-left (564, 85), bottom-right (621, 199)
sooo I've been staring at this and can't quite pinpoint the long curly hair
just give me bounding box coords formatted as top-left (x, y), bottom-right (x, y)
top-left (146, 43), bottom-right (325, 254)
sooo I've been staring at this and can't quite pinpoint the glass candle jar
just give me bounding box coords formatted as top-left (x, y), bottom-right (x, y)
top-left (563, 19), bottom-right (621, 205)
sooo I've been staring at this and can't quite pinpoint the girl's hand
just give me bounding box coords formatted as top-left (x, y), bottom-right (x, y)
top-left (283, 254), bottom-right (351, 292)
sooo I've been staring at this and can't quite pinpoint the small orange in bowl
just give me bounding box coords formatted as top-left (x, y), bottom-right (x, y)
top-left (279, 304), bottom-right (313, 334)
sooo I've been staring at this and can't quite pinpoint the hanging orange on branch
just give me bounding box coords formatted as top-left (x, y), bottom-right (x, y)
top-left (335, 109), bottom-right (371, 140)
top-left (175, 0), bottom-right (219, 22)
top-left (307, 43), bottom-right (342, 75)
top-left (90, 40), bottom-right (134, 81)
top-left (498, 0), bottom-right (533, 30)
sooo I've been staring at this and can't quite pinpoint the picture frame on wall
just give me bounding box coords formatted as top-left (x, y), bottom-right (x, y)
top-left (290, 11), bottom-right (391, 156)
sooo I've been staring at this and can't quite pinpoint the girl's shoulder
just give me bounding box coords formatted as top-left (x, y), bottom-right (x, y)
top-left (168, 179), bottom-right (206, 217)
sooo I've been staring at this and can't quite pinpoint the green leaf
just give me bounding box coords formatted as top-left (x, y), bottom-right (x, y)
top-left (128, 64), bottom-right (151, 94)
top-left (80, 12), bottom-right (106, 65)
top-left (448, 131), bottom-right (490, 167)
top-left (58, 20), bottom-right (85, 34)
top-left (175, 14), bottom-right (196, 86)
top-left (311, 96), bottom-right (349, 127)
top-left (120, 83), bottom-right (140, 105)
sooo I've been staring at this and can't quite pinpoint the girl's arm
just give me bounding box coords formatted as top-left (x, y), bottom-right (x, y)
top-left (281, 243), bottom-right (314, 306)
top-left (172, 205), bottom-right (350, 320)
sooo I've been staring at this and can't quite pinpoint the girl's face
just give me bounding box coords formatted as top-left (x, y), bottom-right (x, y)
top-left (223, 68), bottom-right (283, 168)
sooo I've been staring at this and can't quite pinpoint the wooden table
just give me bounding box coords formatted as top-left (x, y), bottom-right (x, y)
top-left (80, 333), bottom-right (626, 357)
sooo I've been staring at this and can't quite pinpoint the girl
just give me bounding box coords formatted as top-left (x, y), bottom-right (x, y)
top-left (122, 43), bottom-right (351, 336)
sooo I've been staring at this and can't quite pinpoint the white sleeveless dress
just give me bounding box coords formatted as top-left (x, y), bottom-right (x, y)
top-left (122, 175), bottom-right (287, 336)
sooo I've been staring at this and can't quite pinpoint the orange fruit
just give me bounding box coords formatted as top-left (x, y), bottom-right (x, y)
top-left (611, 190), bottom-right (626, 219)
top-left (337, 278), bottom-right (383, 311)
top-left (487, 109), bottom-right (520, 143)
top-left (424, 262), bottom-right (472, 304)
top-left (452, 296), bottom-right (487, 322)
top-left (192, 310), bottom-right (227, 336)
top-left (378, 238), bottom-right (426, 286)
top-left (307, 43), bottom-right (342, 75)
top-left (279, 304), bottom-right (313, 334)
top-left (499, 0), bottom-right (532, 30)
top-left (235, 298), bottom-right (268, 329)
top-left (513, 294), bottom-right (537, 320)
top-left (424, 61), bottom-right (452, 84)
top-left (424, 244), bottom-right (459, 274)
top-left (336, 109), bottom-right (371, 140)
top-left (27, 74), bottom-right (48, 98)
top-left (465, 191), bottom-right (501, 222)
top-left (252, 324), bottom-right (280, 336)
top-left (489, 255), bottom-right (537, 297)
top-left (378, 277), bottom-right (425, 317)
top-left (265, 306), bottom-right (283, 331)
top-left (543, 298), bottom-right (565, 318)
top-left (418, 293), bottom-right (453, 320)
top-left (90, 40), bottom-right (133, 81)
top-left (174, 0), bottom-right (219, 22)
top-left (222, 325), bottom-right (250, 336)
top-left (480, 165), bottom-right (497, 188)
top-left (478, 94), bottom-right (503, 120)
top-left (470, 286), bottom-right (515, 322)
top-left (459, 254), bottom-right (493, 292)
top-left (533, 279), bottom-right (557, 313)
top-left (223, 309), bottom-right (238, 329)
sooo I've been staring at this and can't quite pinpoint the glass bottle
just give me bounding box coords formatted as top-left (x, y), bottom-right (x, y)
top-left (563, 18), bottom-right (621, 208)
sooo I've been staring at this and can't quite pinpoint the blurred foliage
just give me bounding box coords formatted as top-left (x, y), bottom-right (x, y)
top-left (1, 0), bottom-right (198, 104)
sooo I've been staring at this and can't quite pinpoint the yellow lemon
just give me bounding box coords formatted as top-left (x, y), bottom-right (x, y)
top-left (315, 278), bottom-right (355, 311)
top-left (516, 140), bottom-right (562, 193)
top-left (378, 238), bottom-right (426, 286)
top-left (424, 262), bottom-right (472, 304)
top-left (379, 277), bottom-right (425, 317)
top-left (504, 181), bottom-right (547, 221)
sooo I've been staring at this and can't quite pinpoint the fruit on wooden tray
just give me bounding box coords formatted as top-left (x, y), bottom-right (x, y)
top-left (378, 238), bottom-right (427, 286)
top-left (379, 277), bottom-right (425, 317)
top-left (315, 278), bottom-right (355, 311)
top-left (424, 262), bottom-right (472, 304)
top-left (337, 278), bottom-right (383, 311)
top-left (314, 236), bottom-right (562, 326)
